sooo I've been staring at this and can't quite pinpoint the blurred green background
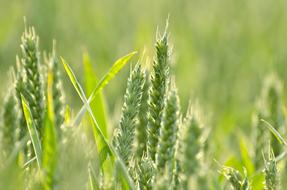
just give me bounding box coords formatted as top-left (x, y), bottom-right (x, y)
top-left (1, 0), bottom-right (287, 160)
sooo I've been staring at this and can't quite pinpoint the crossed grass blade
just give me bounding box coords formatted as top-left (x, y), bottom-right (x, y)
top-left (72, 51), bottom-right (137, 127)
top-left (61, 58), bottom-right (135, 190)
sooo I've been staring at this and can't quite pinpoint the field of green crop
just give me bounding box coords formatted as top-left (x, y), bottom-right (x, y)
top-left (1, 0), bottom-right (287, 189)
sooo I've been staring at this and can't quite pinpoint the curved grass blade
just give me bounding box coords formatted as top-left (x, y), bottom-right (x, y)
top-left (261, 119), bottom-right (287, 147)
top-left (83, 52), bottom-right (109, 138)
top-left (21, 95), bottom-right (42, 168)
top-left (73, 51), bottom-right (137, 126)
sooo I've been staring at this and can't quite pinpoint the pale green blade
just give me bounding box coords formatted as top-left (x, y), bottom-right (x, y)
top-left (261, 119), bottom-right (287, 147)
top-left (41, 70), bottom-right (58, 189)
top-left (21, 95), bottom-right (42, 168)
top-left (83, 52), bottom-right (109, 138)
top-left (73, 51), bottom-right (137, 126)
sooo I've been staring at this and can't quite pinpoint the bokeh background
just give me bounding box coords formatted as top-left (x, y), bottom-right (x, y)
top-left (1, 0), bottom-right (287, 160)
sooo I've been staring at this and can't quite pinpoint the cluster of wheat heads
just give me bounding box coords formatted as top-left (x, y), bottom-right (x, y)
top-left (0, 22), bottom-right (210, 189)
top-left (110, 28), bottom-right (210, 189)
top-left (1, 23), bottom-right (287, 190)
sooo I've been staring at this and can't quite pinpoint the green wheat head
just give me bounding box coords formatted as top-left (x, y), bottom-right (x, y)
top-left (220, 166), bottom-right (251, 190)
top-left (180, 106), bottom-right (203, 176)
top-left (135, 154), bottom-right (155, 190)
top-left (113, 63), bottom-right (145, 166)
top-left (20, 27), bottom-right (45, 138)
top-left (147, 30), bottom-right (170, 162)
top-left (156, 81), bottom-right (180, 172)
top-left (47, 41), bottom-right (65, 130)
